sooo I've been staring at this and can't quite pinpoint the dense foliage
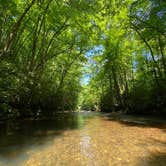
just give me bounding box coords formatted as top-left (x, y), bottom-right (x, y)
top-left (0, 0), bottom-right (165, 118)
top-left (79, 0), bottom-right (166, 114)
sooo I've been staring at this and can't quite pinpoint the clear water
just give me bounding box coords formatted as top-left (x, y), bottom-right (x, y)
top-left (0, 112), bottom-right (165, 166)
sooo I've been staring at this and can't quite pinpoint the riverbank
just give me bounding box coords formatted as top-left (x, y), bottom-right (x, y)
top-left (101, 111), bottom-right (166, 126)
top-left (0, 110), bottom-right (166, 125)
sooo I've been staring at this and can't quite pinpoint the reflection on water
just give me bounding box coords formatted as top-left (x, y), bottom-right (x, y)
top-left (0, 112), bottom-right (95, 162)
top-left (0, 112), bottom-right (166, 166)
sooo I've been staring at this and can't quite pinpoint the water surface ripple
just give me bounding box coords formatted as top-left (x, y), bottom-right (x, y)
top-left (0, 112), bottom-right (166, 166)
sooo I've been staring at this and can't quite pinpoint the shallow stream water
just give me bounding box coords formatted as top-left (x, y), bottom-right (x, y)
top-left (0, 112), bottom-right (166, 166)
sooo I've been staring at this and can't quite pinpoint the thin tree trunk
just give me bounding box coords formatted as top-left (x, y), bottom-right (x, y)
top-left (0, 0), bottom-right (36, 59)
top-left (158, 36), bottom-right (166, 77)
top-left (131, 23), bottom-right (160, 86)
top-left (111, 66), bottom-right (123, 107)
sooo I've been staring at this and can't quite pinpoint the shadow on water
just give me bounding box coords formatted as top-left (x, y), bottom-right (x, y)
top-left (0, 112), bottom-right (95, 159)
top-left (137, 152), bottom-right (166, 166)
top-left (102, 112), bottom-right (166, 131)
top-left (102, 113), bottom-right (166, 166)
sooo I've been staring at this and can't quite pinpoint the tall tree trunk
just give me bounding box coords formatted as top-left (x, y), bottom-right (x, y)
top-left (131, 23), bottom-right (161, 86)
top-left (0, 0), bottom-right (36, 59)
top-left (158, 36), bottom-right (166, 77)
top-left (111, 66), bottom-right (123, 107)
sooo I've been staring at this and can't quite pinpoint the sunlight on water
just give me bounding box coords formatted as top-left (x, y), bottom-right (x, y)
top-left (0, 112), bottom-right (165, 166)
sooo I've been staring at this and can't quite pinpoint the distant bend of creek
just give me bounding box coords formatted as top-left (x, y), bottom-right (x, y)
top-left (0, 112), bottom-right (166, 166)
